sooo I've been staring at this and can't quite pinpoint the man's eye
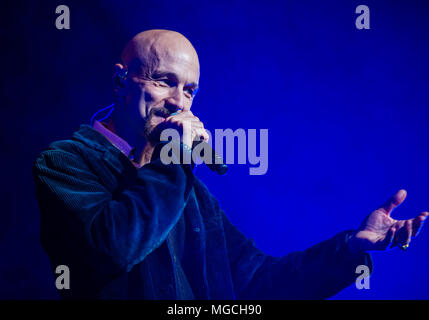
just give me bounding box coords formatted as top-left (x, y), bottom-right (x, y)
top-left (185, 88), bottom-right (195, 97)
top-left (185, 87), bottom-right (198, 98)
top-left (158, 79), bottom-right (175, 87)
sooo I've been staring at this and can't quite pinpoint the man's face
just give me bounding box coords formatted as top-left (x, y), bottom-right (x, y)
top-left (121, 44), bottom-right (200, 143)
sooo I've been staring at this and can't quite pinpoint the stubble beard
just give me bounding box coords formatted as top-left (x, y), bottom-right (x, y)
top-left (143, 105), bottom-right (173, 146)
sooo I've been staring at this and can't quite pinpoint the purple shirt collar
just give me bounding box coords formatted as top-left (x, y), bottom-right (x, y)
top-left (93, 120), bottom-right (136, 161)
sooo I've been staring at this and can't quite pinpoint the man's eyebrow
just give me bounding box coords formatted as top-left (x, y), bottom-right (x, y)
top-left (184, 82), bottom-right (199, 90)
top-left (152, 70), bottom-right (199, 90)
top-left (151, 71), bottom-right (177, 79)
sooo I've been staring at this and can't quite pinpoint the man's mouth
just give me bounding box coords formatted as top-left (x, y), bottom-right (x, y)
top-left (152, 108), bottom-right (172, 119)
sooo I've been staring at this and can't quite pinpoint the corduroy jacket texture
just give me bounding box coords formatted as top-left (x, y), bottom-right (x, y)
top-left (33, 124), bottom-right (372, 299)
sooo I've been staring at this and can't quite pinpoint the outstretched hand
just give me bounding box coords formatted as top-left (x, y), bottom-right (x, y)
top-left (348, 190), bottom-right (428, 253)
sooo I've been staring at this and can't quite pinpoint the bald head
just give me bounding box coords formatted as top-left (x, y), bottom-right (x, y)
top-left (120, 29), bottom-right (200, 79)
top-left (112, 30), bottom-right (201, 145)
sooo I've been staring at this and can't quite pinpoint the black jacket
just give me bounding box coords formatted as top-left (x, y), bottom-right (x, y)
top-left (33, 124), bottom-right (372, 299)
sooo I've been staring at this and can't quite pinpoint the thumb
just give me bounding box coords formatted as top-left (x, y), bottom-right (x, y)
top-left (379, 189), bottom-right (407, 216)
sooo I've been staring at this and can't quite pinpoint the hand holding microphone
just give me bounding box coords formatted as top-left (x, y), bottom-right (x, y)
top-left (164, 110), bottom-right (209, 148)
top-left (162, 111), bottom-right (228, 175)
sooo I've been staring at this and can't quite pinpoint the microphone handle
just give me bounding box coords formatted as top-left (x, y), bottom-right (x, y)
top-left (191, 140), bottom-right (228, 175)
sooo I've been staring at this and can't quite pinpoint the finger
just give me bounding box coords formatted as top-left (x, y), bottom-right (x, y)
top-left (165, 110), bottom-right (193, 120)
top-left (193, 128), bottom-right (210, 143)
top-left (405, 220), bottom-right (412, 245)
top-left (394, 220), bottom-right (411, 247)
top-left (382, 225), bottom-right (396, 250)
top-left (390, 220), bottom-right (406, 248)
top-left (412, 212), bottom-right (428, 237)
top-left (190, 121), bottom-right (204, 128)
top-left (380, 189), bottom-right (407, 216)
top-left (167, 115), bottom-right (203, 129)
top-left (166, 116), bottom-right (202, 132)
top-left (417, 211), bottom-right (429, 220)
top-left (388, 225), bottom-right (398, 249)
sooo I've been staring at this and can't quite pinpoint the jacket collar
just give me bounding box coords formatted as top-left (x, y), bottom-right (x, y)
top-left (71, 124), bottom-right (131, 164)
top-left (72, 124), bottom-right (116, 150)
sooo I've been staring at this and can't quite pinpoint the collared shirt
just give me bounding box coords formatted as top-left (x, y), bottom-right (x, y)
top-left (93, 120), bottom-right (140, 168)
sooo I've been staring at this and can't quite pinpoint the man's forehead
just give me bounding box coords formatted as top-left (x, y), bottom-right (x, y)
top-left (122, 30), bottom-right (199, 74)
top-left (155, 49), bottom-right (200, 84)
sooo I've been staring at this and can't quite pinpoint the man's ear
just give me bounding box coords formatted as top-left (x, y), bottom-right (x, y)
top-left (113, 63), bottom-right (128, 95)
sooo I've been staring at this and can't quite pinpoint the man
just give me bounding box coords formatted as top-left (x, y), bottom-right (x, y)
top-left (33, 29), bottom-right (427, 299)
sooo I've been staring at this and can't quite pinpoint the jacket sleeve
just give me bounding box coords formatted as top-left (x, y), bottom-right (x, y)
top-left (221, 212), bottom-right (373, 299)
top-left (33, 146), bottom-right (194, 276)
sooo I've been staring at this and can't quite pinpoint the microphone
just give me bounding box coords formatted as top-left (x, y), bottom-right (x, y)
top-left (158, 110), bottom-right (228, 175)
top-left (191, 140), bottom-right (228, 175)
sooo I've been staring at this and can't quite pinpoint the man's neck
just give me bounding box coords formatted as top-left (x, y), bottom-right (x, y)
top-left (105, 111), bottom-right (155, 167)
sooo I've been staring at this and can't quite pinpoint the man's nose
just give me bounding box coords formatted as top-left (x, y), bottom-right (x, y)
top-left (165, 87), bottom-right (187, 112)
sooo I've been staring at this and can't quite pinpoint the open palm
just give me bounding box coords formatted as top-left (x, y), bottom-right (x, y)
top-left (351, 190), bottom-right (428, 252)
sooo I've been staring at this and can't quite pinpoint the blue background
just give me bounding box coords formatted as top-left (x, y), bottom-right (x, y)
top-left (1, 0), bottom-right (428, 299)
